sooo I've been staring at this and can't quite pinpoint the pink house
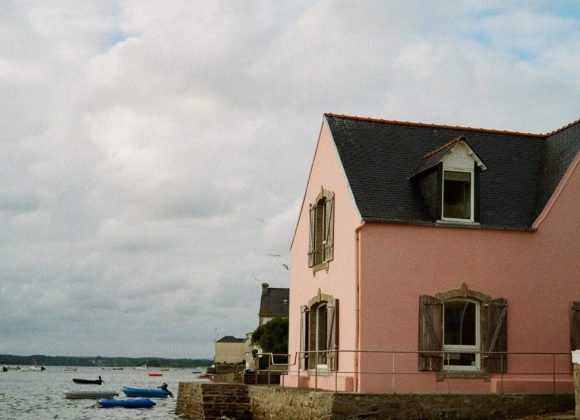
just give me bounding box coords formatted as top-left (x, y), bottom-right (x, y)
top-left (286, 113), bottom-right (580, 394)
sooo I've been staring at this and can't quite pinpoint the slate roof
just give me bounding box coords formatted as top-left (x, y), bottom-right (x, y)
top-left (325, 113), bottom-right (580, 229)
top-left (259, 287), bottom-right (289, 319)
top-left (216, 336), bottom-right (245, 343)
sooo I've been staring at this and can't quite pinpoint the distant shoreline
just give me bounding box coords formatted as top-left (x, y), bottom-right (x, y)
top-left (0, 354), bottom-right (212, 368)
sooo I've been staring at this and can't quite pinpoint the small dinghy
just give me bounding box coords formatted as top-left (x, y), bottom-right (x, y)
top-left (64, 390), bottom-right (118, 399)
top-left (97, 398), bottom-right (156, 408)
top-left (122, 383), bottom-right (173, 398)
top-left (73, 376), bottom-right (103, 385)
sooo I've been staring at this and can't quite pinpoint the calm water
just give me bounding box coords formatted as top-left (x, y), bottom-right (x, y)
top-left (0, 366), bottom-right (205, 419)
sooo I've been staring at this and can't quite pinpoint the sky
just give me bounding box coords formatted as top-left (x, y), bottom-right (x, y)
top-left (0, 1), bottom-right (579, 359)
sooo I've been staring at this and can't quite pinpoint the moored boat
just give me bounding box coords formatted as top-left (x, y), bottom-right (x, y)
top-left (21, 365), bottom-right (45, 372)
top-left (122, 385), bottom-right (173, 398)
top-left (148, 372), bottom-right (163, 377)
top-left (64, 390), bottom-right (119, 399)
top-left (97, 398), bottom-right (156, 408)
top-left (73, 376), bottom-right (103, 385)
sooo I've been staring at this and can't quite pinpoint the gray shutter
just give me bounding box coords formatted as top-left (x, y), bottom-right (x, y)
top-left (324, 195), bottom-right (334, 262)
top-left (300, 306), bottom-right (308, 369)
top-left (418, 295), bottom-right (443, 371)
top-left (486, 298), bottom-right (507, 373)
top-left (571, 302), bottom-right (580, 351)
top-left (326, 299), bottom-right (338, 371)
top-left (308, 204), bottom-right (315, 267)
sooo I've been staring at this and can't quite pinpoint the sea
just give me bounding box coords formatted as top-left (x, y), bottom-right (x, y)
top-left (0, 365), bottom-right (206, 419)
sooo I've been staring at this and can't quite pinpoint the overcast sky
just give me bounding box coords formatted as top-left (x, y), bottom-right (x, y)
top-left (0, 1), bottom-right (579, 359)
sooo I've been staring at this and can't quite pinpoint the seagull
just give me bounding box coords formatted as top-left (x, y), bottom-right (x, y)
top-left (282, 264), bottom-right (289, 270)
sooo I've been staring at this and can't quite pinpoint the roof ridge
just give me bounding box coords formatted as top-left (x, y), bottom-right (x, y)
top-left (422, 136), bottom-right (465, 159)
top-left (544, 117), bottom-right (580, 136)
top-left (324, 113), bottom-right (547, 138)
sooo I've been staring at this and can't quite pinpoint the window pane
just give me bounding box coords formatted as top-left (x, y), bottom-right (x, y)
top-left (443, 171), bottom-right (471, 219)
top-left (314, 199), bottom-right (326, 265)
top-left (444, 352), bottom-right (476, 367)
top-left (444, 301), bottom-right (476, 346)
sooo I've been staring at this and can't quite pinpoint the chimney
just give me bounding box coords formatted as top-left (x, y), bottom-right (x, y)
top-left (261, 283), bottom-right (269, 296)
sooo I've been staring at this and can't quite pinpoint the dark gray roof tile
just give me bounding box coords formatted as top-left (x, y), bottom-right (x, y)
top-left (325, 114), bottom-right (579, 229)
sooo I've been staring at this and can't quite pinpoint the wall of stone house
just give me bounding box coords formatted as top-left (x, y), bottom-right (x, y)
top-left (214, 342), bottom-right (246, 364)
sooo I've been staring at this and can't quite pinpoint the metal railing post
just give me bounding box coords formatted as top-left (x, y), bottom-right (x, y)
top-left (500, 353), bottom-right (504, 394)
top-left (392, 353), bottom-right (396, 393)
top-left (552, 353), bottom-right (556, 394)
top-left (315, 352), bottom-right (318, 390)
top-left (297, 352), bottom-right (301, 388)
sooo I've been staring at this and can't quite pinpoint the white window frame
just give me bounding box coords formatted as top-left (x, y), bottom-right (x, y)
top-left (441, 168), bottom-right (474, 223)
top-left (443, 299), bottom-right (480, 371)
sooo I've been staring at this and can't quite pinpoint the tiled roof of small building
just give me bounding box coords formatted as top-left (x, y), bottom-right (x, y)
top-left (259, 284), bottom-right (289, 318)
top-left (216, 335), bottom-right (245, 343)
top-left (324, 113), bottom-right (580, 229)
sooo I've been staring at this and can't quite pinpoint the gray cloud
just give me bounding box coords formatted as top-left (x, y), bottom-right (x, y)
top-left (0, 0), bottom-right (578, 358)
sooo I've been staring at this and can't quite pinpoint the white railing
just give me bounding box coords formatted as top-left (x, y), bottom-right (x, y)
top-left (255, 350), bottom-right (573, 393)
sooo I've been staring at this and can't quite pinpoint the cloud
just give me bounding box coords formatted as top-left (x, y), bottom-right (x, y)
top-left (0, 0), bottom-right (578, 358)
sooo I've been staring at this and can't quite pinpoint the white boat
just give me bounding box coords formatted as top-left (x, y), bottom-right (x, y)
top-left (64, 390), bottom-right (119, 399)
top-left (21, 362), bottom-right (45, 372)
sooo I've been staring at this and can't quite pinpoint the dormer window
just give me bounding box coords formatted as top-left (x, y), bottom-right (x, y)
top-left (413, 136), bottom-right (486, 225)
top-left (442, 170), bottom-right (473, 221)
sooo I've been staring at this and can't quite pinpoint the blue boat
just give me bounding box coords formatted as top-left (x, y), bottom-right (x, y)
top-left (122, 386), bottom-right (173, 398)
top-left (97, 398), bottom-right (156, 408)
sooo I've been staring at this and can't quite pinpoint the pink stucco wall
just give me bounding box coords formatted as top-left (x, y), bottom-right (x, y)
top-left (288, 119), bottom-right (579, 393)
top-left (355, 156), bottom-right (579, 393)
top-left (288, 120), bottom-right (361, 391)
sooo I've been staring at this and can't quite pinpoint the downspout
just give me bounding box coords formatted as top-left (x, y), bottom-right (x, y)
top-left (354, 221), bottom-right (365, 393)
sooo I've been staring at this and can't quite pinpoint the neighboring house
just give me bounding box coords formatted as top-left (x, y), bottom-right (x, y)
top-left (214, 336), bottom-right (246, 364)
top-left (258, 283), bottom-right (289, 326)
top-left (287, 113), bottom-right (580, 394)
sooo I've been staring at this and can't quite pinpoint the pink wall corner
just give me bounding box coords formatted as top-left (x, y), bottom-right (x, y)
top-left (288, 118), bottom-right (361, 387)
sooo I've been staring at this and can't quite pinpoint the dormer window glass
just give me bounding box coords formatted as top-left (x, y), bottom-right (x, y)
top-left (442, 170), bottom-right (473, 221)
top-left (413, 137), bottom-right (486, 225)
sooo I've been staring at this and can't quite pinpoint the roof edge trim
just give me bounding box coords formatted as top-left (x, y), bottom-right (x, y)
top-left (532, 150), bottom-right (580, 229)
top-left (324, 112), bottom-right (580, 138)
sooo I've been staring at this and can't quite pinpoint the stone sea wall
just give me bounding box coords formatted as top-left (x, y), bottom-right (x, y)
top-left (176, 382), bottom-right (575, 419)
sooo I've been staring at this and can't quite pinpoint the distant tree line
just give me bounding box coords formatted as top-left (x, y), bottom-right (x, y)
top-left (0, 354), bottom-right (212, 368)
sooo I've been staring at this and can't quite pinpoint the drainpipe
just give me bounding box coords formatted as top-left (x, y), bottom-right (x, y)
top-left (354, 221), bottom-right (365, 393)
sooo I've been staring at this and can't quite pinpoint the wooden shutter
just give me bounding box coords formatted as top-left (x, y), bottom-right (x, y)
top-left (571, 302), bottom-right (580, 351)
top-left (300, 306), bottom-right (309, 369)
top-left (324, 195), bottom-right (334, 262)
top-left (308, 205), bottom-right (315, 267)
top-left (326, 299), bottom-right (338, 371)
top-left (486, 298), bottom-right (507, 373)
top-left (418, 295), bottom-right (443, 371)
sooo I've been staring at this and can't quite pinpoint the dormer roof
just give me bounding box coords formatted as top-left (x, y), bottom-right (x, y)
top-left (413, 136), bottom-right (487, 177)
top-left (324, 113), bottom-right (580, 229)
